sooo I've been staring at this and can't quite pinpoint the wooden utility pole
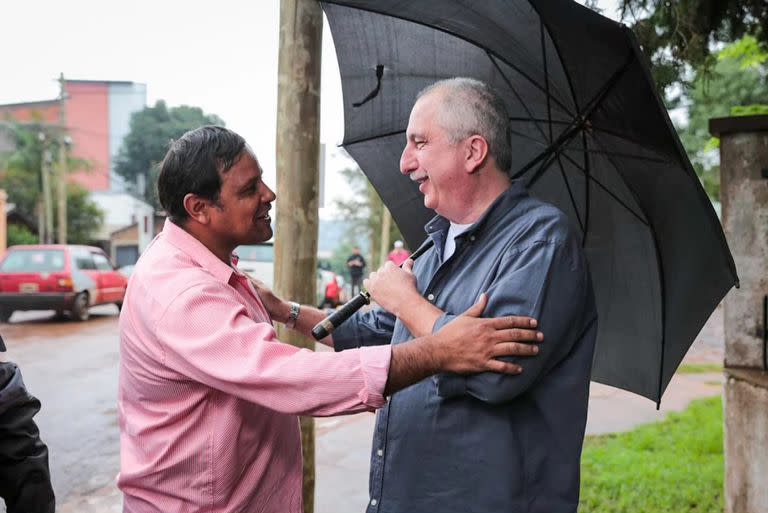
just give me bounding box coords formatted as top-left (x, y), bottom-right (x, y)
top-left (57, 73), bottom-right (68, 244)
top-left (380, 206), bottom-right (392, 267)
top-left (274, 1), bottom-right (322, 512)
top-left (39, 133), bottom-right (54, 244)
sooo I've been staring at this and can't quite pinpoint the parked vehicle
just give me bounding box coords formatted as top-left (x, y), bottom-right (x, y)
top-left (235, 243), bottom-right (346, 309)
top-left (0, 245), bottom-right (128, 322)
top-left (234, 243), bottom-right (275, 288)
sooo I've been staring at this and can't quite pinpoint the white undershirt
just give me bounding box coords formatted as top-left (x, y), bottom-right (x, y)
top-left (443, 221), bottom-right (474, 261)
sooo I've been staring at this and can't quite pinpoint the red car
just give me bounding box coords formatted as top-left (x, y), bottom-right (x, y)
top-left (0, 244), bottom-right (128, 322)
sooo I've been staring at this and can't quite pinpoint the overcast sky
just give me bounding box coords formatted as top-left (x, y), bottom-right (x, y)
top-left (0, 0), bottom-right (620, 218)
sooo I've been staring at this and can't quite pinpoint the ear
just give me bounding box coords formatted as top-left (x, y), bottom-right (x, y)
top-left (182, 193), bottom-right (212, 225)
top-left (465, 135), bottom-right (489, 174)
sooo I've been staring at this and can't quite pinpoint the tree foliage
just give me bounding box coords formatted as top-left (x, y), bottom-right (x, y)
top-left (0, 122), bottom-right (104, 243)
top-left (6, 224), bottom-right (37, 246)
top-left (114, 101), bottom-right (224, 208)
top-left (333, 163), bottom-right (404, 269)
top-left (676, 36), bottom-right (768, 200)
top-left (618, 0), bottom-right (767, 92)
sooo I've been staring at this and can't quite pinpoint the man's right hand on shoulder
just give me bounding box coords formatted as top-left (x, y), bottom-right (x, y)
top-left (246, 275), bottom-right (290, 322)
top-left (434, 293), bottom-right (542, 375)
top-left (385, 293), bottom-right (542, 395)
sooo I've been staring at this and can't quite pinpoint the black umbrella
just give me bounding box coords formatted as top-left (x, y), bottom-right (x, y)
top-left (319, 0), bottom-right (738, 403)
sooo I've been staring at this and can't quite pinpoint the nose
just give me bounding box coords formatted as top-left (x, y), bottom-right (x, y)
top-left (400, 144), bottom-right (416, 175)
top-left (263, 182), bottom-right (277, 203)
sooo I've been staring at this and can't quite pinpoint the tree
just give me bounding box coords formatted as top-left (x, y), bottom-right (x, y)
top-left (618, 0), bottom-right (767, 92)
top-left (7, 224), bottom-right (37, 246)
top-left (0, 122), bottom-right (104, 243)
top-left (333, 164), bottom-right (404, 268)
top-left (59, 184), bottom-right (105, 244)
top-left (676, 35), bottom-right (768, 200)
top-left (114, 101), bottom-right (225, 208)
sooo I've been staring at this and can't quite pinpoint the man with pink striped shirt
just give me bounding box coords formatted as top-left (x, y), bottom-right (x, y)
top-left (118, 126), bottom-right (541, 513)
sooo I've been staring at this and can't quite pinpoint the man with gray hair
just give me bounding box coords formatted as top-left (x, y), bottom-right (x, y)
top-left (337, 77), bottom-right (598, 512)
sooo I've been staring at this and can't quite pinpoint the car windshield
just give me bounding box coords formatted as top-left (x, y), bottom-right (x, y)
top-left (0, 249), bottom-right (66, 272)
top-left (236, 245), bottom-right (274, 262)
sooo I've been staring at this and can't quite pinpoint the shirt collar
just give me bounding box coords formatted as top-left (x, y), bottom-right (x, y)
top-left (161, 218), bottom-right (237, 284)
top-left (423, 180), bottom-right (528, 239)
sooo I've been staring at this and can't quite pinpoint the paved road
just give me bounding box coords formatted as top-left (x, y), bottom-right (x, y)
top-left (0, 304), bottom-right (724, 513)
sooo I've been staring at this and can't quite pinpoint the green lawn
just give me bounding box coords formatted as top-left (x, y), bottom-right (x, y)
top-left (677, 363), bottom-right (723, 374)
top-left (579, 397), bottom-right (723, 513)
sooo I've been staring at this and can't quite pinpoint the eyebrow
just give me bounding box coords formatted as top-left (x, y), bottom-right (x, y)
top-left (407, 132), bottom-right (425, 142)
top-left (238, 175), bottom-right (261, 192)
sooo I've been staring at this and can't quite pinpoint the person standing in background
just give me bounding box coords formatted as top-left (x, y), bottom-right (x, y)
top-left (346, 246), bottom-right (366, 295)
top-left (387, 240), bottom-right (410, 266)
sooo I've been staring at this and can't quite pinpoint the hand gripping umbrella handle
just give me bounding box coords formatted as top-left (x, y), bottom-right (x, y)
top-left (311, 240), bottom-right (435, 340)
top-left (311, 291), bottom-right (371, 339)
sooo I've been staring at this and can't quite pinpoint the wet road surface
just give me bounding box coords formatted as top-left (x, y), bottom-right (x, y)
top-left (0, 306), bottom-right (123, 512)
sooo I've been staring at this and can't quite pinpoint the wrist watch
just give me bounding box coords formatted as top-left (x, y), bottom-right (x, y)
top-left (285, 301), bottom-right (300, 329)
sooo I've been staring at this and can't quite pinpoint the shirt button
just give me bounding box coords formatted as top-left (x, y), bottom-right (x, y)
top-left (469, 235), bottom-right (476, 241)
top-left (377, 449), bottom-right (383, 456)
top-left (427, 293), bottom-right (435, 302)
top-left (371, 499), bottom-right (378, 506)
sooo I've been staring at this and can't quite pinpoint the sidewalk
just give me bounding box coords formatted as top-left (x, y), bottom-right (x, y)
top-left (315, 304), bottom-right (725, 513)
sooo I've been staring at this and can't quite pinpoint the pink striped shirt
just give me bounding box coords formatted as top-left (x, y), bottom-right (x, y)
top-left (118, 220), bottom-right (390, 513)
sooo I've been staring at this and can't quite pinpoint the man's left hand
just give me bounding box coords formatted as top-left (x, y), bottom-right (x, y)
top-left (364, 259), bottom-right (419, 316)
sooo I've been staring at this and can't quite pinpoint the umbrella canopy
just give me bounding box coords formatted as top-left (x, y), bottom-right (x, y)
top-left (320, 0), bottom-right (738, 403)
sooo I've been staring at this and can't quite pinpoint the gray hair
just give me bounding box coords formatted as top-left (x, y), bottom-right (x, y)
top-left (417, 77), bottom-right (511, 172)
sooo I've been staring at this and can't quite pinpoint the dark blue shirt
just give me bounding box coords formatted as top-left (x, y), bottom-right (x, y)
top-left (334, 182), bottom-right (598, 513)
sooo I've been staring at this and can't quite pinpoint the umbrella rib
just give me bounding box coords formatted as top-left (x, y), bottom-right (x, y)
top-left (555, 153), bottom-right (585, 234)
top-left (486, 51), bottom-right (550, 143)
top-left (559, 152), bottom-right (649, 226)
top-left (580, 130), bottom-right (591, 247)
top-left (479, 123), bottom-right (668, 167)
top-left (510, 117), bottom-right (678, 161)
top-left (541, 22), bottom-right (554, 144)
top-left (560, 146), bottom-right (668, 164)
top-left (321, 0), bottom-right (575, 117)
top-left (342, 128), bottom-right (405, 147)
top-left (511, 51), bottom-right (635, 180)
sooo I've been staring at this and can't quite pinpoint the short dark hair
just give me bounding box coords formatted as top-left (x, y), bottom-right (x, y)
top-left (157, 125), bottom-right (247, 223)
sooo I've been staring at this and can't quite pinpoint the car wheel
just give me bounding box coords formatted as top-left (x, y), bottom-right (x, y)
top-left (0, 308), bottom-right (13, 323)
top-left (70, 292), bottom-right (90, 322)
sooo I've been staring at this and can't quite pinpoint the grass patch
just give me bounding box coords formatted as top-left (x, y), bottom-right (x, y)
top-left (677, 363), bottom-right (723, 374)
top-left (580, 397), bottom-right (723, 513)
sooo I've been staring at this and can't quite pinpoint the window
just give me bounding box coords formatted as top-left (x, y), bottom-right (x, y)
top-left (235, 244), bottom-right (274, 262)
top-left (74, 250), bottom-right (97, 270)
top-left (0, 249), bottom-right (66, 272)
top-left (92, 253), bottom-right (113, 271)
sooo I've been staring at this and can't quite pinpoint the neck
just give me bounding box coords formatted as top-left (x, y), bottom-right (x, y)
top-left (177, 220), bottom-right (235, 265)
top-left (448, 168), bottom-right (511, 224)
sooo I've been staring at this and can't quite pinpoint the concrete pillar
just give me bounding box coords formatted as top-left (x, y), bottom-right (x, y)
top-left (0, 189), bottom-right (6, 256)
top-left (710, 114), bottom-right (768, 513)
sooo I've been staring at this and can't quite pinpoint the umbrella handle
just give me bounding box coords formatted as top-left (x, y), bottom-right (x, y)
top-left (311, 240), bottom-right (435, 340)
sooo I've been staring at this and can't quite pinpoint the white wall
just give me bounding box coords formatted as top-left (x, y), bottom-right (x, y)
top-left (89, 191), bottom-right (154, 252)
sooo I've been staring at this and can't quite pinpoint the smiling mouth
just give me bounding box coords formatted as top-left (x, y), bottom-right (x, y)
top-left (255, 207), bottom-right (272, 222)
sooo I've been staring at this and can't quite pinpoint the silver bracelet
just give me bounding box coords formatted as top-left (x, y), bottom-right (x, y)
top-left (285, 301), bottom-right (300, 329)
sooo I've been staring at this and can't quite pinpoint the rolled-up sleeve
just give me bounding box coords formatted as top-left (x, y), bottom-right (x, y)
top-left (434, 239), bottom-right (589, 404)
top-left (332, 306), bottom-right (395, 351)
top-left (155, 281), bottom-right (391, 416)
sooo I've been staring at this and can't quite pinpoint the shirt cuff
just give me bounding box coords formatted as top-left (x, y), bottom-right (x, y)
top-left (356, 345), bottom-right (391, 409)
